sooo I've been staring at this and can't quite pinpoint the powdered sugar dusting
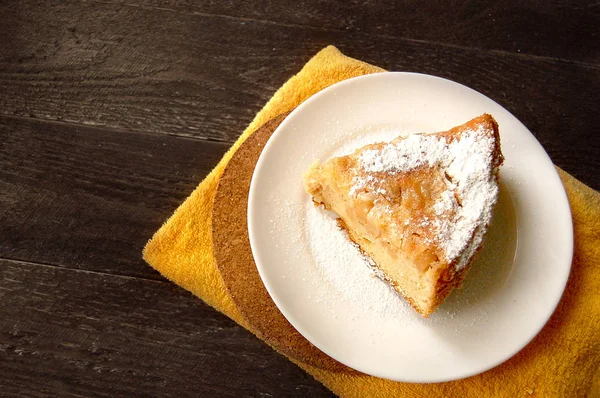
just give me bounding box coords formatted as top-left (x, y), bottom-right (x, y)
top-left (360, 134), bottom-right (448, 173)
top-left (437, 130), bottom-right (498, 268)
top-left (305, 201), bottom-right (411, 318)
top-left (353, 127), bottom-right (498, 269)
top-left (433, 190), bottom-right (454, 216)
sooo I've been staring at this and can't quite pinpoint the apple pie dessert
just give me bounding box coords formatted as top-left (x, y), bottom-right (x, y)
top-left (303, 114), bottom-right (503, 317)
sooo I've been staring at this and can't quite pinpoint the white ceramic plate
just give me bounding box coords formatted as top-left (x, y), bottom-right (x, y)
top-left (247, 72), bottom-right (573, 383)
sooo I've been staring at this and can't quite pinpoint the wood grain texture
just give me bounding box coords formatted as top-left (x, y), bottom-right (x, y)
top-left (0, 116), bottom-right (226, 278)
top-left (0, 258), bottom-right (333, 397)
top-left (0, 0), bottom-right (599, 191)
top-left (103, 0), bottom-right (600, 64)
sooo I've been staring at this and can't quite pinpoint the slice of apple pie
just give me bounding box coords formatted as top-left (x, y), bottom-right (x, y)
top-left (303, 114), bottom-right (503, 317)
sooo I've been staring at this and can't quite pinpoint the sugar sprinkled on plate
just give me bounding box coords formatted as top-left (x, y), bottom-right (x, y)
top-left (304, 199), bottom-right (411, 319)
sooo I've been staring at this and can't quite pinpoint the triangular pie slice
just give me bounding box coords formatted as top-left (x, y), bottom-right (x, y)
top-left (303, 114), bottom-right (504, 317)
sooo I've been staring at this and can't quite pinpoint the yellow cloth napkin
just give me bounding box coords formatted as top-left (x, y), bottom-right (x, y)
top-left (144, 46), bottom-right (600, 397)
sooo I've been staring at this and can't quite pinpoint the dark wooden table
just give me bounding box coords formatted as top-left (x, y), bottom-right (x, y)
top-left (1, 1), bottom-right (598, 396)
